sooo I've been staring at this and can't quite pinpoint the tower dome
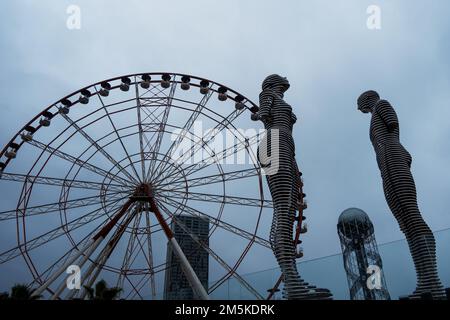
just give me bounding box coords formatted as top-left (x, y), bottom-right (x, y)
top-left (337, 207), bottom-right (374, 239)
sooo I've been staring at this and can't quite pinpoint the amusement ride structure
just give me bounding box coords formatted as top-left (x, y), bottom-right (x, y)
top-left (0, 72), bottom-right (311, 300)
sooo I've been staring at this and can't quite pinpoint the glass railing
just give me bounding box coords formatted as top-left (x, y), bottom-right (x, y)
top-left (209, 228), bottom-right (450, 300)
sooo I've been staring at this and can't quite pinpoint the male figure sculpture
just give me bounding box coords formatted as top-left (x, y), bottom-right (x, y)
top-left (257, 74), bottom-right (332, 300)
top-left (358, 90), bottom-right (445, 299)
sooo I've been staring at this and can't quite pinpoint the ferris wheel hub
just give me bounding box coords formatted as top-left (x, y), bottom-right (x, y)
top-left (129, 183), bottom-right (155, 202)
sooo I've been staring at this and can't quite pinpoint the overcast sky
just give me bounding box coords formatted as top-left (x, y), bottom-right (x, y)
top-left (0, 0), bottom-right (449, 298)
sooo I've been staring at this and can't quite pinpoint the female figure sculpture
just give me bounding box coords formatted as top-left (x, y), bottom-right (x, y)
top-left (357, 90), bottom-right (445, 299)
top-left (257, 74), bottom-right (332, 300)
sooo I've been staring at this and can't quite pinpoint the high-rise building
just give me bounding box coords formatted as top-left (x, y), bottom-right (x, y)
top-left (164, 215), bottom-right (209, 300)
top-left (337, 208), bottom-right (390, 300)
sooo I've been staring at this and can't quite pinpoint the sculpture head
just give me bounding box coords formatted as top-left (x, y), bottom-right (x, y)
top-left (262, 74), bottom-right (290, 97)
top-left (357, 90), bottom-right (380, 114)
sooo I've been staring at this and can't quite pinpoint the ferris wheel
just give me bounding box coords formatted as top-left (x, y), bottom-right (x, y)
top-left (0, 72), bottom-right (281, 300)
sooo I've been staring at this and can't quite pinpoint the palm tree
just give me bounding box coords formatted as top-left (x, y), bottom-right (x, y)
top-left (84, 280), bottom-right (122, 300)
top-left (2, 284), bottom-right (41, 300)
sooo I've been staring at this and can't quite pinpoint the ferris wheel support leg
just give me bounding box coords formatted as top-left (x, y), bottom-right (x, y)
top-left (67, 253), bottom-right (101, 299)
top-left (76, 248), bottom-right (112, 300)
top-left (72, 208), bottom-right (138, 300)
top-left (31, 237), bottom-right (101, 298)
top-left (50, 237), bottom-right (104, 300)
top-left (70, 236), bottom-right (117, 300)
top-left (148, 193), bottom-right (209, 300)
top-left (32, 199), bottom-right (133, 299)
top-left (169, 237), bottom-right (210, 300)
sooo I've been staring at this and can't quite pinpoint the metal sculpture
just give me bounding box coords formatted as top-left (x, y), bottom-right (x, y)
top-left (357, 90), bottom-right (445, 299)
top-left (338, 208), bottom-right (390, 300)
top-left (257, 74), bottom-right (332, 300)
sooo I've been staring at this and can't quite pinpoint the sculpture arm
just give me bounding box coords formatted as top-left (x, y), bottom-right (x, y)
top-left (258, 90), bottom-right (274, 124)
top-left (291, 112), bottom-right (297, 124)
top-left (376, 100), bottom-right (399, 132)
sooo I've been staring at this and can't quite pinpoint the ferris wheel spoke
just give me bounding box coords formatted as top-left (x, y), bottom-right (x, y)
top-left (117, 260), bottom-right (171, 299)
top-left (157, 197), bottom-right (271, 249)
top-left (140, 85), bottom-right (178, 177)
top-left (129, 274), bottom-right (152, 300)
top-left (151, 88), bottom-right (214, 181)
top-left (124, 274), bottom-right (146, 300)
top-left (125, 222), bottom-right (152, 270)
top-left (26, 139), bottom-right (130, 186)
top-left (0, 198), bottom-right (125, 264)
top-left (135, 81), bottom-right (147, 181)
top-left (145, 79), bottom-right (178, 181)
top-left (160, 108), bottom-right (246, 177)
top-left (0, 172), bottom-right (128, 192)
top-left (127, 261), bottom-right (166, 300)
top-left (121, 262), bottom-right (168, 277)
top-left (31, 222), bottom-right (101, 288)
top-left (140, 100), bottom-right (169, 124)
top-left (124, 233), bottom-right (153, 275)
top-left (0, 191), bottom-right (127, 221)
top-left (141, 129), bottom-right (159, 160)
top-left (135, 97), bottom-right (174, 181)
top-left (117, 257), bottom-right (148, 300)
top-left (134, 230), bottom-right (153, 280)
top-left (137, 116), bottom-right (165, 167)
top-left (95, 87), bottom-right (142, 183)
top-left (158, 190), bottom-right (272, 208)
top-left (158, 202), bottom-right (263, 300)
top-left (139, 107), bottom-right (171, 151)
top-left (150, 261), bottom-right (171, 276)
top-left (60, 113), bottom-right (139, 184)
top-left (156, 167), bottom-right (260, 191)
top-left (116, 212), bottom-right (142, 290)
